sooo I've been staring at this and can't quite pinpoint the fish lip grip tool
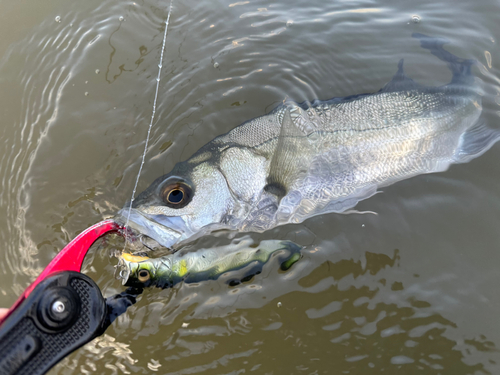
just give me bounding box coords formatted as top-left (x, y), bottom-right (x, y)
top-left (0, 219), bottom-right (141, 375)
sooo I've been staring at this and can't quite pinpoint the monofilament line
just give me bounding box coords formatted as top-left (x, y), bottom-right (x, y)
top-left (123, 0), bottom-right (173, 240)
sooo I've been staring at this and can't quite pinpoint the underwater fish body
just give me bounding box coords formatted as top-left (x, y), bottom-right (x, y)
top-left (116, 34), bottom-right (497, 249)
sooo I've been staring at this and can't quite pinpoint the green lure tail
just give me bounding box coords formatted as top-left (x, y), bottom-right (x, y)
top-left (116, 239), bottom-right (302, 288)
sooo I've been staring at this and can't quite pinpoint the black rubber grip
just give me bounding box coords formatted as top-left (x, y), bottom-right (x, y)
top-left (0, 272), bottom-right (106, 375)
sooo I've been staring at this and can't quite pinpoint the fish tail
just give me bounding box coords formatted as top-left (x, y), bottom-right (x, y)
top-left (412, 33), bottom-right (476, 86)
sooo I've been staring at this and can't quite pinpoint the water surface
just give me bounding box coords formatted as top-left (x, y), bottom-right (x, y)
top-left (0, 0), bottom-right (499, 373)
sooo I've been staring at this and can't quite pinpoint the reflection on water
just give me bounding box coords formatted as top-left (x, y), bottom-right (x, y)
top-left (0, 0), bottom-right (169, 288)
top-left (59, 245), bottom-right (498, 374)
top-left (0, 0), bottom-right (499, 373)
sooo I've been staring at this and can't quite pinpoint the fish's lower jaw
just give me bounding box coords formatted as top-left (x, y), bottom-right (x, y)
top-left (114, 208), bottom-right (184, 249)
top-left (113, 213), bottom-right (142, 244)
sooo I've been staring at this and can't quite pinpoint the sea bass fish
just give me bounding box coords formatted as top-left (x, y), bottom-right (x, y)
top-left (116, 239), bottom-right (301, 288)
top-left (116, 34), bottom-right (498, 249)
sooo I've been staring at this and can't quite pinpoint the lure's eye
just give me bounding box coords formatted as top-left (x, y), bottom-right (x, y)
top-left (160, 181), bottom-right (193, 208)
top-left (138, 269), bottom-right (150, 283)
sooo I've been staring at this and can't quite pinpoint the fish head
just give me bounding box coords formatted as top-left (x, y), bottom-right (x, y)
top-left (116, 158), bottom-right (239, 249)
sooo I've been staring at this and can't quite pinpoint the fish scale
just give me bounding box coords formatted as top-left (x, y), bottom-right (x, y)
top-left (115, 34), bottom-right (499, 250)
top-left (238, 89), bottom-right (479, 228)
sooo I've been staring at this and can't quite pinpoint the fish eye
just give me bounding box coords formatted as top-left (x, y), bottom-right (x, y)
top-left (168, 189), bottom-right (183, 203)
top-left (160, 181), bottom-right (193, 208)
top-left (138, 269), bottom-right (150, 283)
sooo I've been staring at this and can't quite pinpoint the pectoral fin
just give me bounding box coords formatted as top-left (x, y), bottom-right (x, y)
top-left (266, 108), bottom-right (311, 199)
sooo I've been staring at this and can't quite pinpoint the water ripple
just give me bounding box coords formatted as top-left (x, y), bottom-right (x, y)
top-left (0, 0), bottom-right (499, 373)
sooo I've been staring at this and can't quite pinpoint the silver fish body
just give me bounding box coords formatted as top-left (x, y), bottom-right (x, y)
top-left (116, 34), bottom-right (496, 249)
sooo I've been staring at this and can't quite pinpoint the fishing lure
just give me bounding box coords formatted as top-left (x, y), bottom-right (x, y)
top-left (116, 238), bottom-right (302, 288)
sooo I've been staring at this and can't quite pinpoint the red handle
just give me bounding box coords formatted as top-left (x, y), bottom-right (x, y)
top-left (0, 219), bottom-right (121, 325)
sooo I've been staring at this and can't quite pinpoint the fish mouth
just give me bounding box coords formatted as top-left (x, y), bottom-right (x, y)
top-left (115, 208), bottom-right (189, 250)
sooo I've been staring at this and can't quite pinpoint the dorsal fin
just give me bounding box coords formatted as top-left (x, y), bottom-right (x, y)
top-left (412, 33), bottom-right (476, 86)
top-left (381, 59), bottom-right (420, 93)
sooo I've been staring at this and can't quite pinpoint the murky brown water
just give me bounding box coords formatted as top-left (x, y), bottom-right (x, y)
top-left (1, 0), bottom-right (500, 373)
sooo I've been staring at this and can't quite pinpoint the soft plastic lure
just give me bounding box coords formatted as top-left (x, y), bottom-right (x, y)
top-left (116, 238), bottom-right (301, 288)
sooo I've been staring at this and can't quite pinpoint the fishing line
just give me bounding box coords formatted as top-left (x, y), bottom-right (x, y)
top-left (123, 0), bottom-right (173, 242)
